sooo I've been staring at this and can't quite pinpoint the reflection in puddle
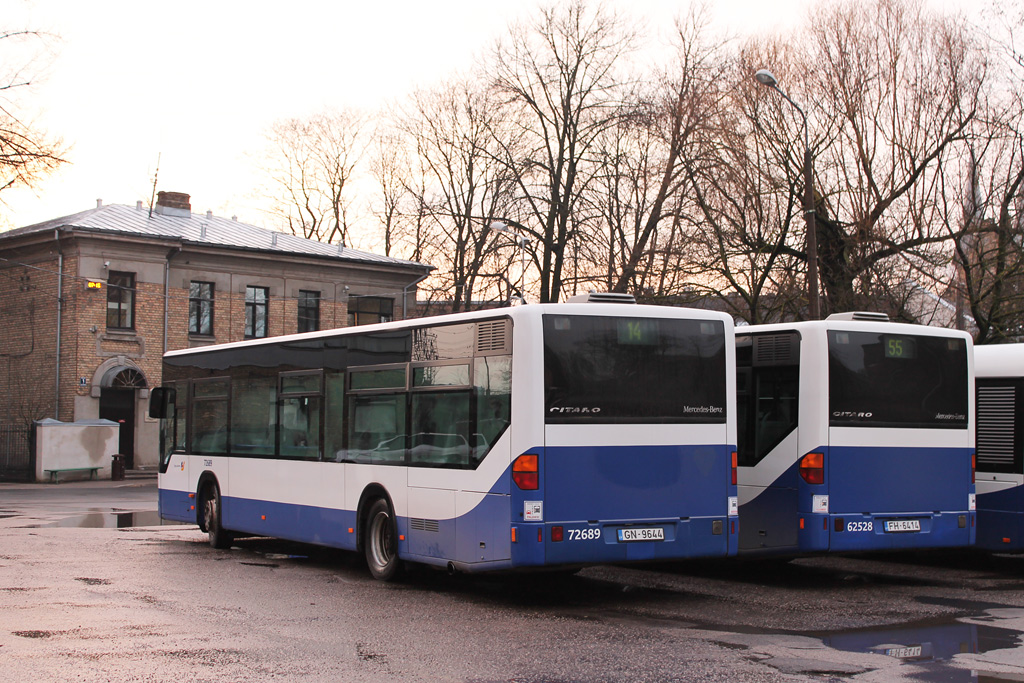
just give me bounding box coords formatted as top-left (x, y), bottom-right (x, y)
top-left (35, 511), bottom-right (184, 529)
top-left (822, 617), bottom-right (1022, 682)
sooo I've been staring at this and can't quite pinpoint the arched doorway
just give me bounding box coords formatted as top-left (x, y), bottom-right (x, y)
top-left (98, 366), bottom-right (147, 469)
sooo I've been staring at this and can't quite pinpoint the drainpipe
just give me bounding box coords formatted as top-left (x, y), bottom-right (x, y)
top-left (402, 273), bottom-right (430, 321)
top-left (164, 246), bottom-right (181, 354)
top-left (54, 229), bottom-right (63, 421)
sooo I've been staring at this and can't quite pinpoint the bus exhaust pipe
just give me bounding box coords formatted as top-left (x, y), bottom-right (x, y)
top-left (447, 562), bottom-right (457, 575)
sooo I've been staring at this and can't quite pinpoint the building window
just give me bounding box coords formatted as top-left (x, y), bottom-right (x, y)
top-left (106, 272), bottom-right (135, 329)
top-left (245, 286), bottom-right (269, 338)
top-left (298, 290), bottom-right (320, 333)
top-left (189, 281), bottom-right (214, 335)
top-left (348, 296), bottom-right (393, 327)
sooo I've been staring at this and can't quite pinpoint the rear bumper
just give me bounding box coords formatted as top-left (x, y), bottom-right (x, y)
top-left (510, 515), bottom-right (736, 568)
top-left (799, 511), bottom-right (975, 552)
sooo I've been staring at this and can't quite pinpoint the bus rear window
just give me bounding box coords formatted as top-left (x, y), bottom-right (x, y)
top-left (828, 331), bottom-right (968, 429)
top-left (543, 315), bottom-right (727, 424)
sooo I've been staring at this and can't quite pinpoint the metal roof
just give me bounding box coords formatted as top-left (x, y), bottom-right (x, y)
top-left (1, 203), bottom-right (431, 270)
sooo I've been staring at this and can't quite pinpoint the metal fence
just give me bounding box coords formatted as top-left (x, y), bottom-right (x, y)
top-left (0, 424), bottom-right (34, 482)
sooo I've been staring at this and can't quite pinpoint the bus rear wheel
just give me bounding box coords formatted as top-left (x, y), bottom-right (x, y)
top-left (201, 483), bottom-right (234, 550)
top-left (364, 498), bottom-right (401, 581)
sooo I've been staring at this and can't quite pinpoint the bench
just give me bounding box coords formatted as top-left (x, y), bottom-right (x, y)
top-left (44, 467), bottom-right (101, 483)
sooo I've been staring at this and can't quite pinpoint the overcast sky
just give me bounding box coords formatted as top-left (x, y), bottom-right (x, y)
top-left (3, 0), bottom-right (982, 234)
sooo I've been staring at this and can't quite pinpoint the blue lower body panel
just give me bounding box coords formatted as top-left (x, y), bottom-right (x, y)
top-left (977, 485), bottom-right (1024, 552)
top-left (223, 496), bottom-right (359, 552)
top-left (159, 489), bottom-right (196, 524)
top-left (977, 508), bottom-right (1024, 552)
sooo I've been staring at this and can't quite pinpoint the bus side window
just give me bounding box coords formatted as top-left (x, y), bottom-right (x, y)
top-left (192, 378), bottom-right (229, 455)
top-left (474, 355), bottom-right (511, 463)
top-left (230, 371), bottom-right (276, 456)
top-left (325, 371), bottom-right (346, 462)
top-left (753, 369), bottom-right (799, 464)
top-left (346, 395), bottom-right (407, 465)
top-left (174, 382), bottom-right (188, 453)
top-left (278, 371), bottom-right (322, 459)
top-left (736, 367), bottom-right (753, 467)
top-left (410, 392), bottom-right (471, 467)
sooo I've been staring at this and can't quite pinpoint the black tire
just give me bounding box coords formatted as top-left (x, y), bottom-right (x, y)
top-left (201, 483), bottom-right (234, 550)
top-left (364, 498), bottom-right (401, 581)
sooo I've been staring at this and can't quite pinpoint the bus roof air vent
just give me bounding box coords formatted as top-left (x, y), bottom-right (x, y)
top-left (565, 291), bottom-right (637, 304)
top-left (826, 311), bottom-right (890, 322)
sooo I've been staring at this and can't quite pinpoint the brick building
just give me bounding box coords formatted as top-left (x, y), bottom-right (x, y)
top-left (0, 192), bottom-right (432, 469)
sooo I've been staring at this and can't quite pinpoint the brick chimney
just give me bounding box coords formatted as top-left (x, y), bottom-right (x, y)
top-left (154, 191), bottom-right (192, 218)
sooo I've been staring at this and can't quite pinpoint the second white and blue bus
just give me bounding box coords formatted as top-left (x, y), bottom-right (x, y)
top-left (735, 312), bottom-right (976, 556)
top-left (150, 294), bottom-right (739, 579)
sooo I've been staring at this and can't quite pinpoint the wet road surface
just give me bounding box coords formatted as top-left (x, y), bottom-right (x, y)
top-left (2, 479), bottom-right (1024, 682)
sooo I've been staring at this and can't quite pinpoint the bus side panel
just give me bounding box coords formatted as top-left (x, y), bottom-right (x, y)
top-left (406, 487), bottom-right (456, 560)
top-left (454, 491), bottom-right (512, 564)
top-left (221, 495), bottom-right (357, 550)
top-left (738, 464), bottom-right (799, 553)
top-left (977, 484), bottom-right (1024, 552)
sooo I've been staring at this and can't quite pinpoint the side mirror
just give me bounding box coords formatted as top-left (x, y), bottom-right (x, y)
top-left (149, 387), bottom-right (176, 419)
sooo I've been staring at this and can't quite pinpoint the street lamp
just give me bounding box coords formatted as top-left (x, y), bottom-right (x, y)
top-left (755, 68), bottom-right (821, 320)
top-left (488, 221), bottom-right (530, 305)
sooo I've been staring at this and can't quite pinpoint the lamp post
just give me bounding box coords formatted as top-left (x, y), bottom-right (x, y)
top-left (488, 221), bottom-right (530, 305)
top-left (755, 68), bottom-right (821, 320)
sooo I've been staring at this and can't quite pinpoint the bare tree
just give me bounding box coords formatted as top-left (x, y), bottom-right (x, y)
top-left (600, 12), bottom-right (728, 298)
top-left (400, 78), bottom-right (518, 312)
top-left (946, 25), bottom-right (1024, 342)
top-left (664, 36), bottom-right (809, 323)
top-left (796, 0), bottom-right (986, 314)
top-left (370, 130), bottom-right (411, 258)
top-left (488, 0), bottom-right (636, 302)
top-left (0, 29), bottom-right (66, 215)
top-left (259, 108), bottom-right (368, 245)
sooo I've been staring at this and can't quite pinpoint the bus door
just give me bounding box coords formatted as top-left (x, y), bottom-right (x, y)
top-left (737, 333), bottom-right (801, 552)
top-left (151, 384), bottom-right (193, 522)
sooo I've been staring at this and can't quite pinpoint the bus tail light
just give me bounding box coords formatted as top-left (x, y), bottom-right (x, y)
top-left (512, 454), bottom-right (539, 490)
top-left (799, 452), bottom-right (824, 485)
top-left (731, 451), bottom-right (738, 486)
top-left (551, 526), bottom-right (564, 542)
top-left (971, 453), bottom-right (976, 484)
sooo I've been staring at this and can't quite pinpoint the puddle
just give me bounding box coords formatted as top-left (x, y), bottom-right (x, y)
top-left (820, 614), bottom-right (1023, 682)
top-left (29, 511), bottom-right (185, 529)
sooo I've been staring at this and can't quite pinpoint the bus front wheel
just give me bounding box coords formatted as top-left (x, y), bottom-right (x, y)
top-left (364, 498), bottom-right (401, 581)
top-left (201, 483), bottom-right (234, 550)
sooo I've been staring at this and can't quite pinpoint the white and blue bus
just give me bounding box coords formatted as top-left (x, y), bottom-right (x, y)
top-left (150, 294), bottom-right (738, 579)
top-left (974, 343), bottom-right (1024, 552)
top-left (735, 313), bottom-right (975, 556)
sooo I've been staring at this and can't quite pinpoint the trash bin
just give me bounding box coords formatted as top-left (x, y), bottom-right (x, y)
top-left (111, 454), bottom-right (126, 481)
